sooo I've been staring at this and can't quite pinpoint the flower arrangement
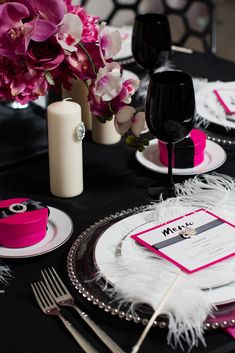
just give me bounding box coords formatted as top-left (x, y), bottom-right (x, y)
top-left (0, 0), bottom-right (147, 150)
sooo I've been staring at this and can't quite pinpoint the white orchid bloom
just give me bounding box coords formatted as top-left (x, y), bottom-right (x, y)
top-left (100, 23), bottom-right (122, 60)
top-left (115, 107), bottom-right (146, 137)
top-left (121, 78), bottom-right (140, 104)
top-left (131, 111), bottom-right (146, 137)
top-left (57, 13), bottom-right (82, 52)
top-left (114, 106), bottom-right (136, 135)
top-left (94, 62), bottom-right (123, 101)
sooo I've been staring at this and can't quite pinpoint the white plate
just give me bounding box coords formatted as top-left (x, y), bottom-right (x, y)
top-left (136, 139), bottom-right (227, 176)
top-left (94, 210), bottom-right (235, 305)
top-left (0, 206), bottom-right (73, 258)
top-left (196, 81), bottom-right (235, 130)
top-left (204, 281), bottom-right (235, 306)
top-left (106, 25), bottom-right (132, 61)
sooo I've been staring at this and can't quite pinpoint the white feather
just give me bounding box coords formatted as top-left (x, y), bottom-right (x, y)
top-left (95, 173), bottom-right (235, 350)
top-left (0, 264), bottom-right (12, 294)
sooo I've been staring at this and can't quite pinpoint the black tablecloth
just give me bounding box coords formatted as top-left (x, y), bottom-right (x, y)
top-left (0, 52), bottom-right (235, 353)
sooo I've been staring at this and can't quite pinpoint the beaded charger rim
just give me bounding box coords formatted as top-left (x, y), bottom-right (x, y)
top-left (67, 205), bottom-right (235, 331)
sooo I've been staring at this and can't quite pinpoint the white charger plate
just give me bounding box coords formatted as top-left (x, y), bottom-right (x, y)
top-left (94, 210), bottom-right (235, 305)
top-left (136, 139), bottom-right (227, 176)
top-left (0, 206), bottom-right (73, 258)
top-left (68, 206), bottom-right (235, 330)
top-left (196, 81), bottom-right (235, 130)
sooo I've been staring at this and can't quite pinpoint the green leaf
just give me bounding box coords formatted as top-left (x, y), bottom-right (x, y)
top-left (137, 145), bottom-right (145, 152)
top-left (125, 134), bottom-right (149, 151)
top-left (96, 116), bottom-right (107, 123)
top-left (45, 71), bottom-right (55, 85)
top-left (95, 115), bottom-right (113, 123)
top-left (142, 138), bottom-right (149, 146)
top-left (126, 135), bottom-right (137, 145)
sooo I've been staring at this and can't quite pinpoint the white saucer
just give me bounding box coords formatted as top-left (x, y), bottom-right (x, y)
top-left (136, 139), bottom-right (227, 176)
top-left (196, 81), bottom-right (235, 130)
top-left (204, 280), bottom-right (235, 306)
top-left (0, 206), bottom-right (73, 258)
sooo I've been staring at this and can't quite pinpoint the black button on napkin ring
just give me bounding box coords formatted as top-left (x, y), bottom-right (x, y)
top-left (8, 203), bottom-right (27, 214)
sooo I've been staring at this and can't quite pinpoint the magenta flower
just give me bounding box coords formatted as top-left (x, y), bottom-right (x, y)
top-left (10, 71), bottom-right (49, 104)
top-left (0, 2), bottom-right (142, 148)
top-left (63, 0), bottom-right (73, 12)
top-left (70, 5), bottom-right (99, 43)
top-left (18, 0), bottom-right (66, 24)
top-left (0, 1), bottom-right (65, 57)
top-left (67, 42), bottom-right (104, 80)
top-left (0, 2), bottom-right (31, 56)
top-left (0, 55), bottom-right (49, 104)
top-left (26, 38), bottom-right (64, 71)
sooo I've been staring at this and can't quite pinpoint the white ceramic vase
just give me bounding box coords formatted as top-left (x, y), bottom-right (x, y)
top-left (91, 116), bottom-right (121, 145)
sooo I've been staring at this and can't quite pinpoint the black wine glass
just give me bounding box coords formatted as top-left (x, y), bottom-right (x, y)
top-left (132, 13), bottom-right (172, 77)
top-left (145, 71), bottom-right (196, 198)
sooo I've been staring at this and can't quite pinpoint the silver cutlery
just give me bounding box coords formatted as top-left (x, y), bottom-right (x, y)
top-left (31, 280), bottom-right (99, 353)
top-left (41, 267), bottom-right (125, 353)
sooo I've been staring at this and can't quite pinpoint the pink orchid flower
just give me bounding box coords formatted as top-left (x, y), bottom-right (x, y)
top-left (99, 23), bottom-right (122, 60)
top-left (0, 0), bottom-right (66, 57)
top-left (22, 0), bottom-right (66, 25)
top-left (88, 87), bottom-right (113, 118)
top-left (57, 13), bottom-right (82, 52)
top-left (119, 78), bottom-right (140, 104)
top-left (114, 106), bottom-right (146, 137)
top-left (66, 42), bottom-right (103, 81)
top-left (94, 62), bottom-right (123, 101)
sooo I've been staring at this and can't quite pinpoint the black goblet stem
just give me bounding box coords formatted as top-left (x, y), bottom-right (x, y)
top-left (148, 69), bottom-right (154, 78)
top-left (167, 142), bottom-right (175, 197)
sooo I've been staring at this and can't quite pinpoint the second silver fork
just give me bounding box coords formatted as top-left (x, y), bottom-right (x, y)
top-left (41, 267), bottom-right (125, 353)
top-left (31, 281), bottom-right (99, 353)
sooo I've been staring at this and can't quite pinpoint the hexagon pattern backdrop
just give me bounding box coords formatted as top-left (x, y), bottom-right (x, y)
top-left (77, 0), bottom-right (216, 53)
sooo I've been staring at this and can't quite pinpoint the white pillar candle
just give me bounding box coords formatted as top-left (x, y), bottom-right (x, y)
top-left (62, 78), bottom-right (92, 131)
top-left (92, 116), bottom-right (121, 145)
top-left (47, 100), bottom-right (84, 198)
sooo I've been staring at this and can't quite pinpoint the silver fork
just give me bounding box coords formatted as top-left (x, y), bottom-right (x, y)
top-left (41, 267), bottom-right (125, 353)
top-left (31, 280), bottom-right (99, 353)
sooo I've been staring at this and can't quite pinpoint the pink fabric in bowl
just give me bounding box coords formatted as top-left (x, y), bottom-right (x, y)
top-left (0, 198), bottom-right (48, 248)
top-left (158, 129), bottom-right (206, 168)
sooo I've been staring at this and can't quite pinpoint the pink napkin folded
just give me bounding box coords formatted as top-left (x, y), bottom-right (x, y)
top-left (223, 327), bottom-right (235, 338)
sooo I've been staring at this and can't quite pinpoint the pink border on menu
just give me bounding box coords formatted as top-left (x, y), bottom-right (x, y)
top-left (131, 208), bottom-right (235, 274)
top-left (214, 89), bottom-right (235, 115)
